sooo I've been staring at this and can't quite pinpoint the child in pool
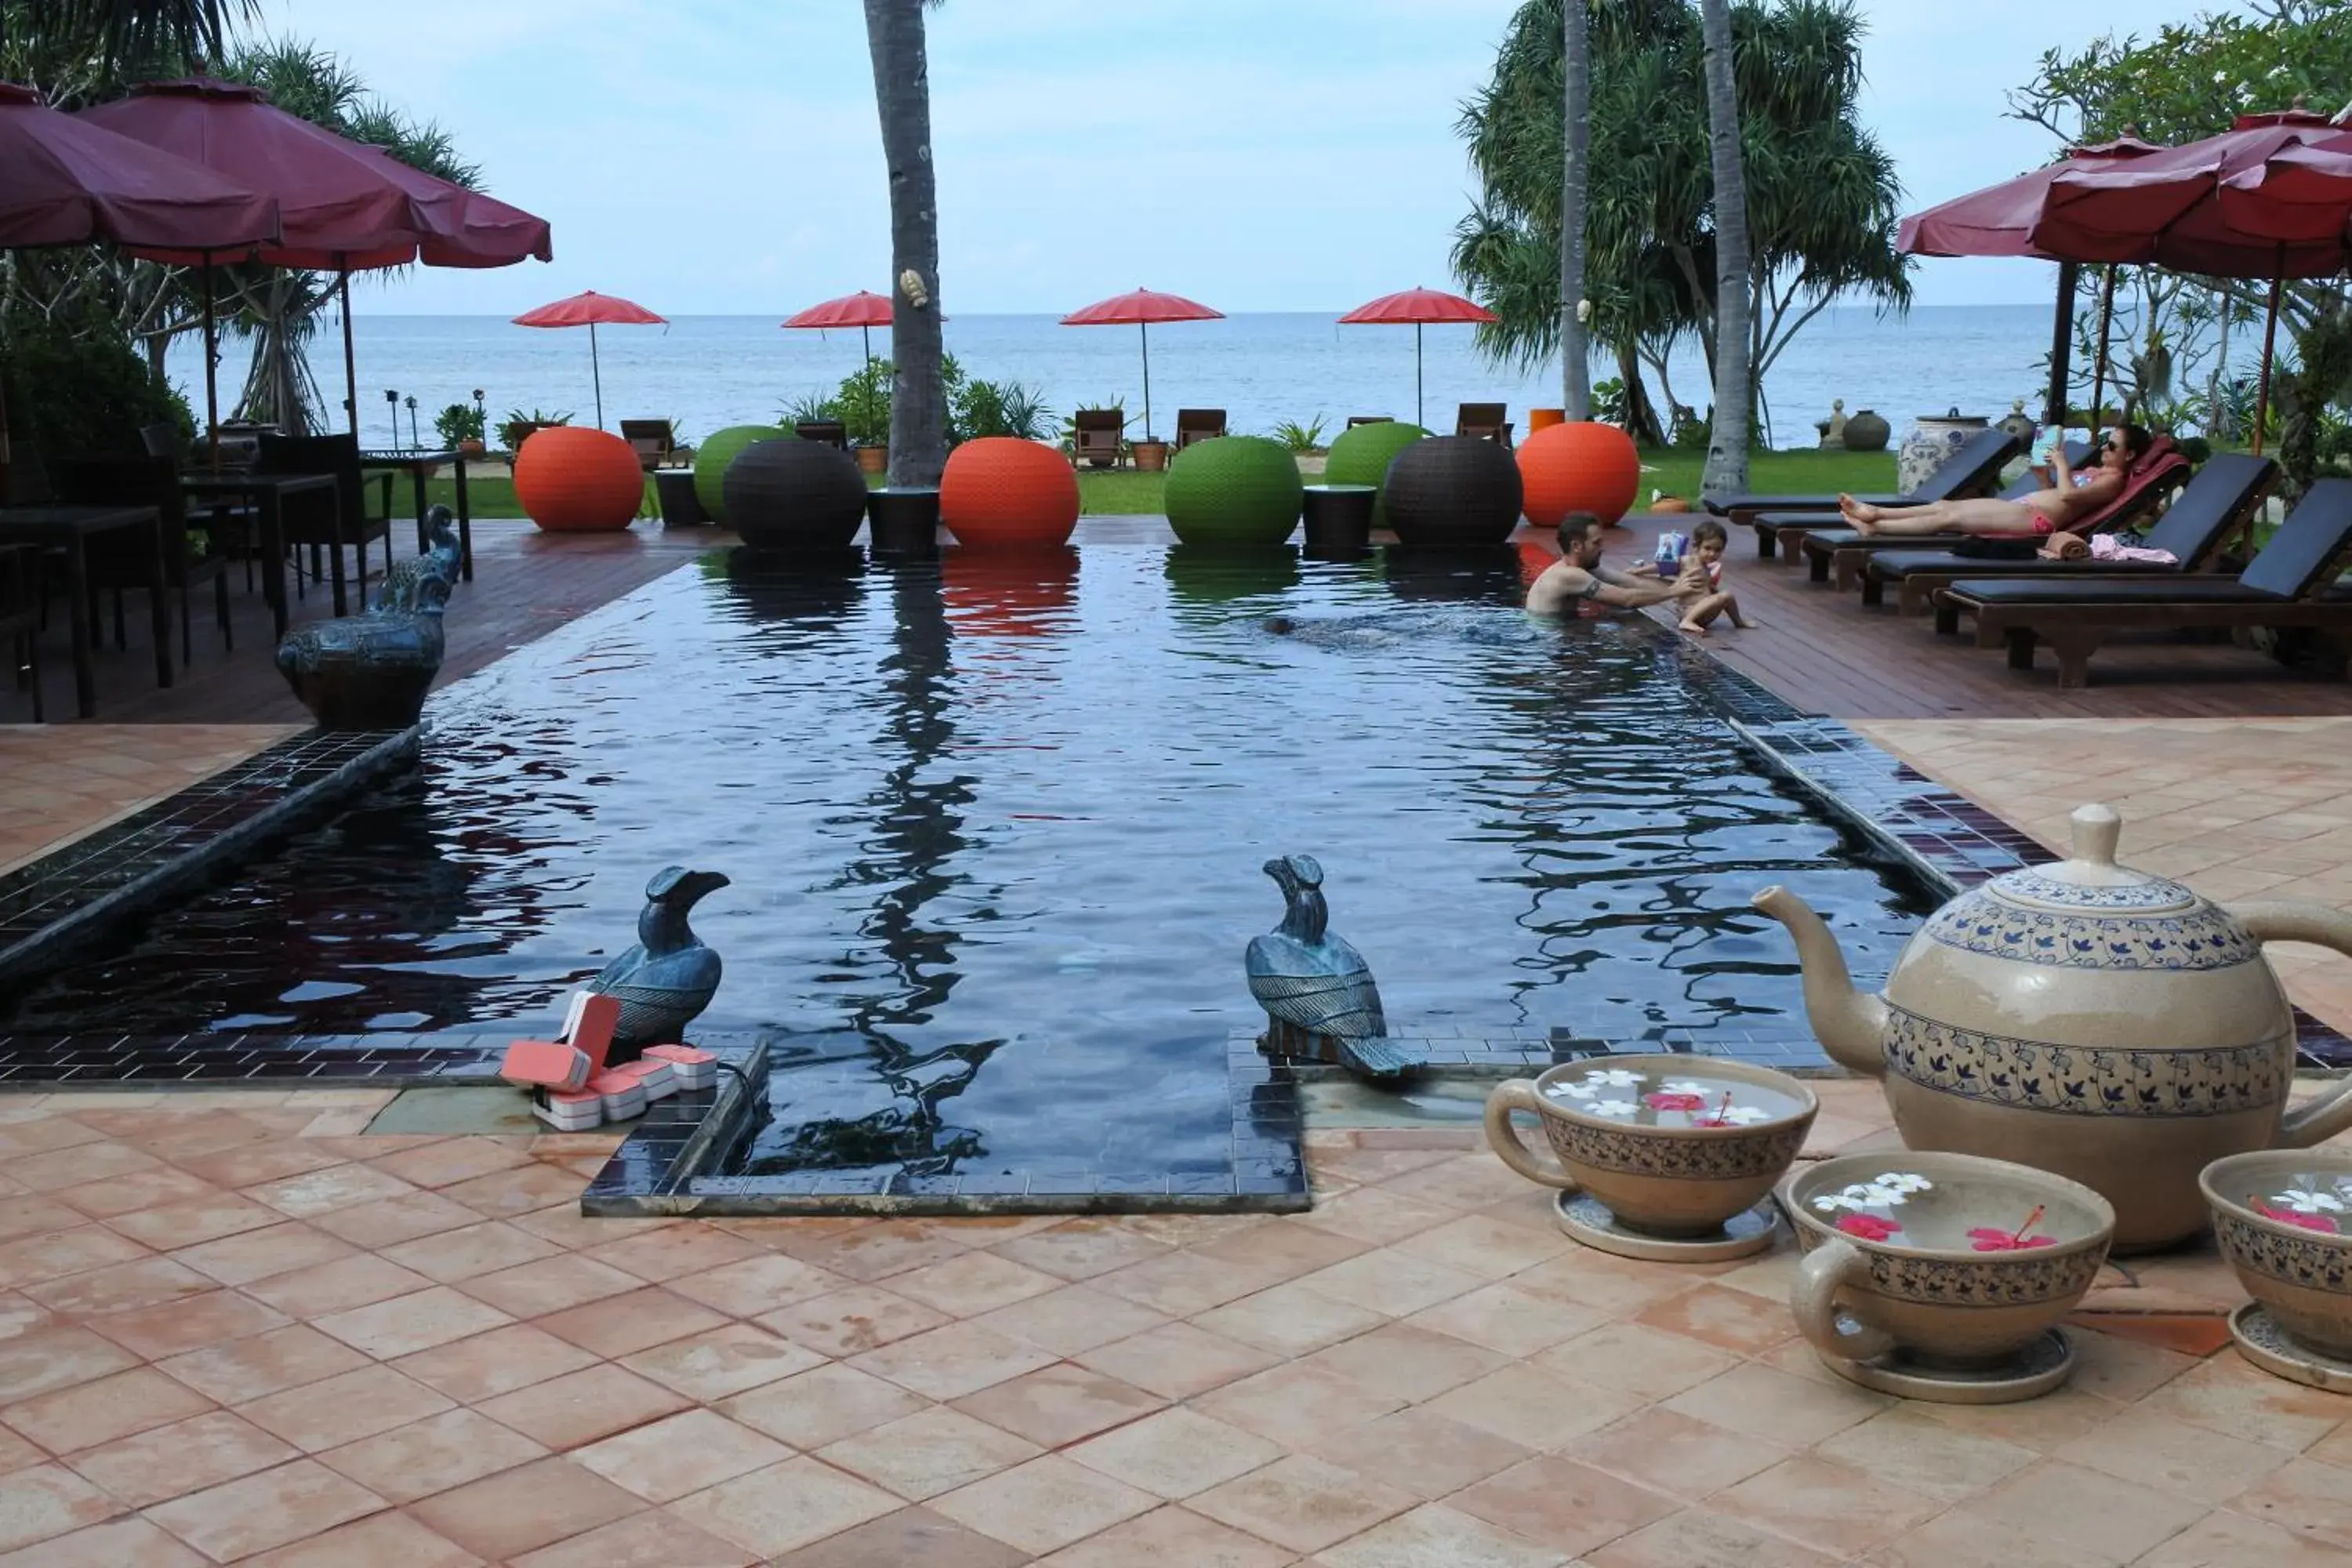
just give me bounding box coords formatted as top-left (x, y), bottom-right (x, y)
top-left (1671, 519), bottom-right (1751, 635)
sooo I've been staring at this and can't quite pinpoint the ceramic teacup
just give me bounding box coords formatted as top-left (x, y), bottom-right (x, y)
top-left (1483, 1056), bottom-right (1817, 1237)
top-left (2201, 1149), bottom-right (2352, 1360)
top-left (1784, 1151), bottom-right (2114, 1370)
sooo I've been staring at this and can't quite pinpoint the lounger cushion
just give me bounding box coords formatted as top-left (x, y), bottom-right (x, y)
top-left (1945, 576), bottom-right (2299, 607)
top-left (1874, 549), bottom-right (2178, 583)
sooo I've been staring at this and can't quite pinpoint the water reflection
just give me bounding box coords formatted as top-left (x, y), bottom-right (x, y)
top-left (713, 547), bottom-right (869, 629)
top-left (1163, 544), bottom-right (1301, 616)
top-left (1383, 545), bottom-right (1530, 605)
top-left (941, 545), bottom-right (1080, 637)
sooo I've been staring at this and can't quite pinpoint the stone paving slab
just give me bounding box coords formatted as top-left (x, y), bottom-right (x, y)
top-left (0, 1087), bottom-right (2333, 1563)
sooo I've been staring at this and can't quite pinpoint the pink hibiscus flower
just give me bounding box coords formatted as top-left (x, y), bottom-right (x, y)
top-left (1643, 1091), bottom-right (1705, 1112)
top-left (1967, 1228), bottom-right (2057, 1251)
top-left (1835, 1213), bottom-right (1900, 1242)
top-left (2255, 1200), bottom-right (2341, 1234)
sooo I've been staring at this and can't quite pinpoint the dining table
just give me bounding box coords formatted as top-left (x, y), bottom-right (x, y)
top-left (358, 448), bottom-right (474, 582)
top-left (178, 470), bottom-right (342, 637)
top-left (0, 504), bottom-right (171, 719)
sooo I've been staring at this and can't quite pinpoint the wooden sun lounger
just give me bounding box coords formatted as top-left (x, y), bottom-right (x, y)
top-left (1175, 408), bottom-right (1225, 450)
top-left (1940, 479), bottom-right (2352, 688)
top-left (1805, 441), bottom-right (2195, 593)
top-left (1875, 452), bottom-right (2274, 623)
top-left (1733, 427), bottom-right (2020, 558)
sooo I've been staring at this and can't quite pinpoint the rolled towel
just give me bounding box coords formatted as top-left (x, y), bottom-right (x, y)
top-left (2039, 534), bottom-right (2092, 561)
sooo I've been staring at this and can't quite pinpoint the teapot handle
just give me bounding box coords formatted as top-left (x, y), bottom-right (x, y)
top-left (1483, 1080), bottom-right (1580, 1192)
top-left (2229, 900), bottom-right (2352, 1148)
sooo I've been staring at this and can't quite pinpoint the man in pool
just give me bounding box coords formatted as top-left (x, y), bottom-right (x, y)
top-left (1526, 513), bottom-right (1689, 616)
top-left (1838, 425), bottom-right (2151, 537)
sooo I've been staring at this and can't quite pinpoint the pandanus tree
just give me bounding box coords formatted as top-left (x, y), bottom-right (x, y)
top-left (863, 0), bottom-right (948, 487)
top-left (1455, 0), bottom-right (1910, 451)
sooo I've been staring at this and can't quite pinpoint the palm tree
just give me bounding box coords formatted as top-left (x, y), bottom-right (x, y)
top-left (1696, 0), bottom-right (1750, 499)
top-left (1559, 0), bottom-right (1591, 420)
top-left (863, 0), bottom-right (947, 488)
top-left (1, 0), bottom-right (249, 72)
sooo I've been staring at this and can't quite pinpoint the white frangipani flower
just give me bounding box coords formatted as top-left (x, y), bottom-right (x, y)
top-left (1591, 1100), bottom-right (1639, 1118)
top-left (1582, 1069), bottom-right (1643, 1088)
top-left (1661, 1080), bottom-right (1712, 1096)
top-left (2274, 1189), bottom-right (2347, 1215)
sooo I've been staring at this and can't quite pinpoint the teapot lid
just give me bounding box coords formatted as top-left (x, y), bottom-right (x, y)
top-left (1982, 804), bottom-right (2201, 915)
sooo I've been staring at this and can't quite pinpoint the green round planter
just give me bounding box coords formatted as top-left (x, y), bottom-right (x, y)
top-left (695, 424), bottom-right (791, 522)
top-left (1163, 435), bottom-right (1304, 547)
top-left (1322, 421), bottom-right (1432, 528)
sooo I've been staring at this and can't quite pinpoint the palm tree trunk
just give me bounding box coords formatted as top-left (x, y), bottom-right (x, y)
top-left (864, 0), bottom-right (948, 488)
top-left (1697, 0), bottom-right (1751, 500)
top-left (1558, 0), bottom-right (1591, 421)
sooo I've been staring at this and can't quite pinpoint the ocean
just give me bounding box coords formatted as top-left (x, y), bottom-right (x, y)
top-left (170, 303), bottom-right (2083, 453)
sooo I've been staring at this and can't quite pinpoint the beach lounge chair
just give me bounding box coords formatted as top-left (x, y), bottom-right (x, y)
top-left (1871, 452), bottom-right (2275, 620)
top-left (793, 420), bottom-right (849, 451)
top-left (1726, 427), bottom-right (2020, 558)
top-left (1073, 409), bottom-right (1125, 470)
top-left (1346, 416), bottom-right (1393, 429)
top-left (1941, 479), bottom-right (2352, 688)
top-left (1805, 438), bottom-right (2192, 591)
top-left (1175, 409), bottom-right (1226, 451)
top-left (1456, 403), bottom-right (1513, 447)
top-left (619, 419), bottom-right (689, 470)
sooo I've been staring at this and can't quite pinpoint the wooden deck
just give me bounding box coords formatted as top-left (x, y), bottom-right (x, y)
top-left (1598, 515), bottom-right (2352, 720)
top-left (5, 511), bottom-right (2348, 728)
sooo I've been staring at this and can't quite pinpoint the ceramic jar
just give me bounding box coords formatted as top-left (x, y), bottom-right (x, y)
top-left (1754, 804), bottom-right (2352, 1254)
top-left (1896, 407), bottom-right (1990, 493)
top-left (1785, 1151), bottom-right (2114, 1371)
top-left (1840, 408), bottom-right (1889, 452)
top-left (1483, 1056), bottom-right (1817, 1236)
top-left (1998, 399), bottom-right (2041, 451)
top-left (2201, 1149), bottom-right (2352, 1361)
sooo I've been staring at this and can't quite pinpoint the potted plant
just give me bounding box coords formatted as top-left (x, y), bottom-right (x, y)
top-left (434, 401), bottom-right (488, 457)
top-left (1131, 434), bottom-right (1169, 473)
top-left (834, 361), bottom-right (891, 475)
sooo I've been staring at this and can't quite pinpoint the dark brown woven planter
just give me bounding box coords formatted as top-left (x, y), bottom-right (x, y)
top-left (723, 438), bottom-right (869, 551)
top-left (1382, 435), bottom-right (1524, 546)
top-left (1301, 483), bottom-right (1376, 555)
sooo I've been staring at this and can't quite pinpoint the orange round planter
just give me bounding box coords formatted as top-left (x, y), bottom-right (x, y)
top-left (513, 426), bottom-right (643, 532)
top-left (1527, 408), bottom-right (1566, 434)
top-left (1515, 419), bottom-right (1641, 528)
top-left (939, 437), bottom-right (1080, 549)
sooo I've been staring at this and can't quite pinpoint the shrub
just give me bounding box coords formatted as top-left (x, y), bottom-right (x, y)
top-left (0, 301), bottom-right (193, 460)
top-left (1271, 416), bottom-right (1328, 453)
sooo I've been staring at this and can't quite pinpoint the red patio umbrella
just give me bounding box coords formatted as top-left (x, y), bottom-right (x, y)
top-left (0, 81), bottom-right (278, 250)
top-left (1059, 288), bottom-right (1224, 442)
top-left (1897, 136), bottom-right (2163, 435)
top-left (1337, 287), bottom-right (1498, 426)
top-left (512, 291), bottom-right (666, 430)
top-left (2038, 109), bottom-right (2352, 452)
top-left (782, 290), bottom-right (892, 373)
top-left (2219, 132), bottom-right (2352, 241)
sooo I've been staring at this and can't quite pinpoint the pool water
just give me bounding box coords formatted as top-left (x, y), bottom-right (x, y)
top-left (4, 543), bottom-right (1930, 1181)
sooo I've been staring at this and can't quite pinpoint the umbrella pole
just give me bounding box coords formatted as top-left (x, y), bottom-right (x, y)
top-left (2044, 261), bottom-right (2078, 429)
top-left (1139, 321), bottom-right (1152, 445)
top-left (862, 322), bottom-right (873, 379)
top-left (338, 265), bottom-right (358, 439)
top-left (589, 320), bottom-right (604, 430)
top-left (2250, 270), bottom-right (2282, 458)
top-left (1416, 322), bottom-right (1425, 427)
top-left (2086, 266), bottom-right (2116, 437)
top-left (201, 256), bottom-right (221, 471)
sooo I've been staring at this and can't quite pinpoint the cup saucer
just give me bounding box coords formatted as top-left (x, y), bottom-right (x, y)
top-left (1817, 1326), bottom-right (2074, 1405)
top-left (1553, 1190), bottom-right (1781, 1263)
top-left (2229, 1302), bottom-right (2352, 1395)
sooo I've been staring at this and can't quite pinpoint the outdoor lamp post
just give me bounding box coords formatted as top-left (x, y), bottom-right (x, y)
top-left (405, 395), bottom-right (419, 448)
top-left (383, 389), bottom-right (399, 450)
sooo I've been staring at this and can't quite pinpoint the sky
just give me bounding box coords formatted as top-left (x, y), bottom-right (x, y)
top-left (263, 0), bottom-right (2274, 317)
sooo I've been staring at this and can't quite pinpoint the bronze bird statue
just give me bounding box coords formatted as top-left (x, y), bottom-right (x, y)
top-left (586, 866), bottom-right (730, 1053)
top-left (1245, 855), bottom-right (1425, 1080)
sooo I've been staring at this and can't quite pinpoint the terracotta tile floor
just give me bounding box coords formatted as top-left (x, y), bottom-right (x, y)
top-left (0, 1086), bottom-right (2335, 1563)
top-left (0, 724), bottom-right (301, 876)
top-left (1856, 717), bottom-right (2352, 1036)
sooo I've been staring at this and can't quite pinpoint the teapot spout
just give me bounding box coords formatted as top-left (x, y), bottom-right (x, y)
top-left (1753, 886), bottom-right (1889, 1077)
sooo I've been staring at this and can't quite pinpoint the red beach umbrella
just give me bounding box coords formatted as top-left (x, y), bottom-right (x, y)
top-left (783, 289), bottom-right (894, 374)
top-left (512, 291), bottom-right (666, 430)
top-left (1059, 288), bottom-right (1224, 442)
top-left (1337, 287), bottom-right (1497, 426)
top-left (0, 81), bottom-right (278, 250)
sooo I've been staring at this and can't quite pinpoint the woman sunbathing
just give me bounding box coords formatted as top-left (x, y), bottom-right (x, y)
top-left (1839, 425), bottom-right (2151, 537)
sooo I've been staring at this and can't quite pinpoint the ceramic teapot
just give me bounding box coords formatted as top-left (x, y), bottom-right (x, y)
top-left (1753, 803), bottom-right (2352, 1253)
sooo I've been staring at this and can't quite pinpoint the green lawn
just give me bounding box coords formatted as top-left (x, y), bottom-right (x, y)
top-left (423, 448), bottom-right (1900, 521)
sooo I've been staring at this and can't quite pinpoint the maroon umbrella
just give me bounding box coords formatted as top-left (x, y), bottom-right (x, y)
top-left (513, 292), bottom-right (666, 429)
top-left (1060, 288), bottom-right (1224, 441)
top-left (2220, 131), bottom-right (2352, 242)
top-left (0, 81), bottom-right (278, 250)
top-left (1338, 287), bottom-right (1499, 426)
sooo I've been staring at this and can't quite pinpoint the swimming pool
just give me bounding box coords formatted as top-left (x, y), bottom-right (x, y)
top-left (2, 543), bottom-right (1931, 1189)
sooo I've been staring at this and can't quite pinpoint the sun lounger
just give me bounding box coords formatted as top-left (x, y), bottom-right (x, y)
top-left (1175, 408), bottom-right (1225, 451)
top-left (619, 419), bottom-right (690, 470)
top-left (1073, 409), bottom-right (1124, 470)
top-left (1806, 439), bottom-right (2194, 592)
top-left (1456, 404), bottom-right (1514, 447)
top-left (1345, 416), bottom-right (1393, 429)
top-left (1941, 479), bottom-right (2352, 688)
top-left (1728, 427), bottom-right (2020, 557)
top-left (1871, 452), bottom-right (2274, 622)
